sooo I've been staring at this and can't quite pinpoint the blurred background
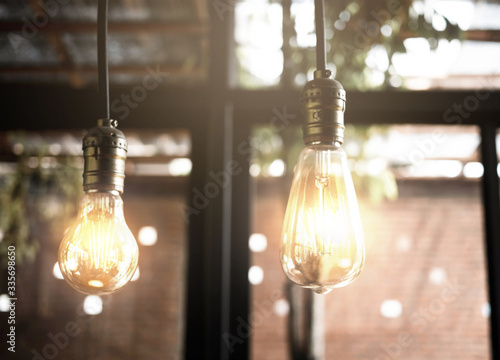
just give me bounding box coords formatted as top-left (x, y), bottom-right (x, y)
top-left (0, 0), bottom-right (499, 359)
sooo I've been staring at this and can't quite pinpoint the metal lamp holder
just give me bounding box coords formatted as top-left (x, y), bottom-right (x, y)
top-left (301, 0), bottom-right (346, 146)
top-left (82, 0), bottom-right (128, 194)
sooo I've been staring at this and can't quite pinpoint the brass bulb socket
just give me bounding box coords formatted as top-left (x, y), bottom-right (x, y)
top-left (301, 69), bottom-right (346, 145)
top-left (82, 119), bottom-right (128, 193)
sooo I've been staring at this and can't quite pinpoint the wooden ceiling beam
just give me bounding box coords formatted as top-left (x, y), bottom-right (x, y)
top-left (0, 21), bottom-right (207, 34)
top-left (0, 65), bottom-right (203, 76)
top-left (465, 29), bottom-right (500, 42)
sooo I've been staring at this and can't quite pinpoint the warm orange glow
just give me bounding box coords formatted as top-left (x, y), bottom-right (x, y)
top-left (58, 192), bottom-right (139, 295)
top-left (280, 144), bottom-right (365, 294)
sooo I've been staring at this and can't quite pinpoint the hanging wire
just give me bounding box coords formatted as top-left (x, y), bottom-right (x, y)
top-left (314, 0), bottom-right (327, 71)
top-left (98, 0), bottom-right (110, 120)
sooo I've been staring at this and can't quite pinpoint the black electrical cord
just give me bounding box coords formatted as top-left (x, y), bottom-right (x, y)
top-left (314, 0), bottom-right (326, 71)
top-left (98, 0), bottom-right (110, 120)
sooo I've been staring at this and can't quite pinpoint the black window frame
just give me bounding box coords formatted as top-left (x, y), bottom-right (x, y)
top-left (0, 4), bottom-right (499, 360)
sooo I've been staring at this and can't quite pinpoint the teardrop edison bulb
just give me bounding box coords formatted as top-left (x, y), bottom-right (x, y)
top-left (280, 142), bottom-right (364, 295)
top-left (58, 191), bottom-right (139, 295)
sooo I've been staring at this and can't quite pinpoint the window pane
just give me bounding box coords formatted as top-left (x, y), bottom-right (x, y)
top-left (250, 124), bottom-right (490, 359)
top-left (0, 130), bottom-right (189, 360)
top-left (234, 0), bottom-right (500, 90)
top-left (0, 0), bottom-right (208, 85)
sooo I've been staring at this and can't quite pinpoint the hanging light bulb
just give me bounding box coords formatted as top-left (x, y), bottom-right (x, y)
top-left (58, 0), bottom-right (138, 295)
top-left (280, 71), bottom-right (364, 295)
top-left (280, 0), bottom-right (364, 295)
top-left (59, 191), bottom-right (138, 294)
top-left (58, 120), bottom-right (139, 295)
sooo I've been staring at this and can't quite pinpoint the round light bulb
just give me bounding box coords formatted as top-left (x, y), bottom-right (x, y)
top-left (280, 143), bottom-right (365, 295)
top-left (58, 191), bottom-right (139, 295)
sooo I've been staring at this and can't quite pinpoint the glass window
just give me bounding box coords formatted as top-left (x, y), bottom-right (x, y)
top-left (249, 124), bottom-right (490, 359)
top-left (234, 0), bottom-right (500, 90)
top-left (0, 0), bottom-right (208, 85)
top-left (0, 130), bottom-right (190, 360)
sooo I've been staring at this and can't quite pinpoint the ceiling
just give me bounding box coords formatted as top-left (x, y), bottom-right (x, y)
top-left (0, 0), bottom-right (208, 86)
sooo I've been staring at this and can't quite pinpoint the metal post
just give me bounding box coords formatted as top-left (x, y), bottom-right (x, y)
top-left (480, 121), bottom-right (500, 359)
top-left (184, 2), bottom-right (235, 359)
